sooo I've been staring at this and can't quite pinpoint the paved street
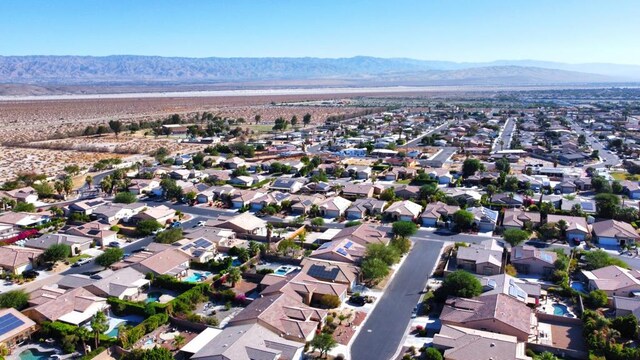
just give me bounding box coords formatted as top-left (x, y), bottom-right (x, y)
top-left (492, 117), bottom-right (516, 152)
top-left (62, 235), bottom-right (156, 275)
top-left (571, 122), bottom-right (621, 168)
top-left (350, 239), bottom-right (444, 360)
top-left (403, 121), bottom-right (450, 148)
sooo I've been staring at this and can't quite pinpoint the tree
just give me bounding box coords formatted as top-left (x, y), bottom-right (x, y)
top-left (391, 236), bottom-right (412, 254)
top-left (379, 187), bottom-right (396, 201)
top-left (90, 311), bottom-right (109, 349)
top-left (75, 326), bottom-right (91, 354)
top-left (0, 290), bottom-right (29, 310)
top-left (114, 191), bottom-right (137, 204)
top-left (592, 175), bottom-right (612, 194)
top-left (12, 202), bottom-right (36, 212)
top-left (254, 114), bottom-right (261, 125)
top-left (595, 193), bottom-right (620, 219)
top-left (172, 334), bottom-right (185, 349)
top-left (123, 348), bottom-right (173, 360)
top-left (155, 228), bottom-right (183, 244)
top-left (85, 175), bottom-right (93, 189)
top-left (44, 243), bottom-right (71, 262)
top-left (495, 157), bottom-right (510, 173)
top-left (587, 289), bottom-right (609, 308)
top-left (437, 270), bottom-right (482, 299)
top-left (503, 228), bottom-right (529, 246)
top-left (100, 176), bottom-right (113, 194)
top-left (226, 267), bottom-right (242, 287)
top-left (504, 176), bottom-right (519, 191)
top-left (310, 333), bottom-right (337, 358)
top-left (303, 113), bottom-right (312, 127)
top-left (290, 115), bottom-right (298, 127)
top-left (423, 348), bottom-right (443, 360)
top-left (612, 181), bottom-right (623, 194)
top-left (361, 257), bottom-right (390, 284)
top-left (136, 219), bottom-right (163, 236)
top-left (392, 221), bottom-right (417, 239)
top-left (538, 222), bottom-right (559, 241)
top-left (109, 120), bottom-right (123, 137)
top-left (556, 219), bottom-right (568, 238)
top-left (63, 175), bottom-right (74, 196)
top-left (612, 314), bottom-right (639, 339)
top-left (311, 217), bottom-right (325, 227)
top-left (54, 180), bottom-right (65, 197)
top-left (366, 243), bottom-right (400, 266)
top-left (584, 250), bottom-right (629, 270)
top-left (537, 352), bottom-right (560, 360)
top-left (64, 164), bottom-right (81, 176)
top-left (462, 158), bottom-right (484, 178)
top-left (453, 210), bottom-right (475, 231)
top-left (96, 248), bottom-right (124, 268)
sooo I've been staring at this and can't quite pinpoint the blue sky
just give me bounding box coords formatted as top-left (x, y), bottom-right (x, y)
top-left (1, 0), bottom-right (639, 64)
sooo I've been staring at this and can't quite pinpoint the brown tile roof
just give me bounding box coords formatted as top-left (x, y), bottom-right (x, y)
top-left (332, 224), bottom-right (389, 246)
top-left (592, 219), bottom-right (640, 239)
top-left (0, 245), bottom-right (43, 270)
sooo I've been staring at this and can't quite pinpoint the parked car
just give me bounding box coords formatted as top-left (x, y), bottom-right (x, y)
top-left (193, 221), bottom-right (206, 228)
top-left (108, 241), bottom-right (121, 248)
top-left (171, 221), bottom-right (182, 228)
top-left (22, 270), bottom-right (39, 279)
top-left (72, 258), bottom-right (91, 267)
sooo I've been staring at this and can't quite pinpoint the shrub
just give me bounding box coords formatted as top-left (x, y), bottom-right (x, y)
top-left (319, 294), bottom-right (341, 309)
top-left (136, 219), bottom-right (163, 236)
top-left (587, 290), bottom-right (609, 309)
top-left (0, 290), bottom-right (29, 310)
top-left (436, 270), bottom-right (482, 301)
top-left (113, 192), bottom-right (137, 204)
top-left (155, 228), bottom-right (183, 244)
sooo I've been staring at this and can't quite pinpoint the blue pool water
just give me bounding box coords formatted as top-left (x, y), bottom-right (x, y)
top-left (274, 265), bottom-right (295, 276)
top-left (146, 291), bottom-right (162, 303)
top-left (232, 259), bottom-right (242, 267)
top-left (571, 282), bottom-right (588, 293)
top-left (183, 271), bottom-right (212, 282)
top-left (19, 349), bottom-right (57, 360)
top-left (105, 315), bottom-right (144, 337)
top-left (553, 304), bottom-right (570, 316)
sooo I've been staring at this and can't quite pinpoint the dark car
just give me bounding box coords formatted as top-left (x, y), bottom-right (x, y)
top-left (349, 295), bottom-right (366, 306)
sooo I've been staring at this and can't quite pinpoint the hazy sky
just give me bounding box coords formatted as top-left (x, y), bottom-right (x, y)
top-left (2, 0), bottom-right (639, 64)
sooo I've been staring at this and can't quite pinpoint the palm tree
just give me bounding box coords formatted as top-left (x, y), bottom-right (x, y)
top-left (173, 334), bottom-right (185, 350)
top-left (100, 176), bottom-right (113, 195)
top-left (85, 175), bottom-right (93, 189)
top-left (227, 267), bottom-right (242, 288)
top-left (54, 181), bottom-right (65, 198)
top-left (266, 223), bottom-right (274, 249)
top-left (556, 220), bottom-right (568, 239)
top-left (90, 311), bottom-right (108, 349)
top-left (75, 326), bottom-right (91, 354)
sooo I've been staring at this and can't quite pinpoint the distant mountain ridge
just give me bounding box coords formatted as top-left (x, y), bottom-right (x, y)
top-left (0, 55), bottom-right (638, 89)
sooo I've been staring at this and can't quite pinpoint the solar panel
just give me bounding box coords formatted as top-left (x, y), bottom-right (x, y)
top-left (194, 239), bottom-right (212, 248)
top-left (318, 242), bottom-right (331, 250)
top-left (540, 253), bottom-right (554, 263)
top-left (336, 248), bottom-right (349, 256)
top-left (582, 202), bottom-right (594, 211)
top-left (0, 313), bottom-right (24, 335)
top-left (344, 241), bottom-right (353, 249)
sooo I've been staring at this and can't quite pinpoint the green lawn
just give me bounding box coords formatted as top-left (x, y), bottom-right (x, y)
top-left (395, 179), bottom-right (412, 185)
top-left (67, 254), bottom-right (91, 264)
top-left (245, 124), bottom-right (274, 134)
top-left (611, 172), bottom-right (630, 181)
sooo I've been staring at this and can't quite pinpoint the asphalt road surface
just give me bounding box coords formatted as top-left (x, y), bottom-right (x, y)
top-left (493, 117), bottom-right (516, 152)
top-left (350, 239), bottom-right (444, 360)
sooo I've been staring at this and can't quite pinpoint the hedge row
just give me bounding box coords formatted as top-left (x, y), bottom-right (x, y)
top-left (108, 297), bottom-right (167, 316)
top-left (41, 321), bottom-right (116, 346)
top-left (151, 274), bottom-right (199, 292)
top-left (123, 313), bottom-right (169, 346)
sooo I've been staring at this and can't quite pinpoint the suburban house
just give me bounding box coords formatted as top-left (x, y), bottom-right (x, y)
top-left (224, 156), bottom-right (246, 169)
top-left (227, 291), bottom-right (326, 342)
top-left (345, 198), bottom-right (386, 219)
top-left (308, 238), bottom-right (365, 264)
top-left (23, 286), bottom-right (108, 325)
top-left (592, 219), bottom-right (640, 247)
top-left (332, 224), bottom-right (390, 246)
top-left (0, 308), bottom-right (38, 350)
top-left (490, 193), bottom-right (524, 208)
top-left (270, 178), bottom-right (305, 193)
top-left (261, 271), bottom-right (348, 307)
top-left (230, 190), bottom-right (265, 209)
top-left (427, 168), bottom-right (454, 184)
top-left (131, 248), bottom-right (191, 277)
top-left (0, 212), bottom-right (50, 228)
top-left (443, 188), bottom-right (482, 206)
top-left (546, 214), bottom-right (591, 241)
top-left (622, 181), bottom-right (640, 199)
top-left (67, 198), bottom-right (108, 215)
top-left (384, 200), bottom-right (423, 221)
top-left (196, 185), bottom-right (236, 203)
top-left (132, 205), bottom-right (176, 225)
top-left (0, 186), bottom-right (38, 204)
top-left (560, 198), bottom-right (597, 214)
top-left (0, 245), bottom-right (43, 275)
top-left (421, 202), bottom-right (460, 227)
top-left (300, 258), bottom-right (360, 289)
top-left (65, 221), bottom-right (117, 246)
top-left (318, 196), bottom-right (352, 218)
top-left (502, 208), bottom-right (541, 230)
top-left (84, 267), bottom-right (150, 300)
top-left (341, 183), bottom-right (375, 199)
top-left (289, 195), bottom-right (325, 215)
top-left (581, 265), bottom-right (640, 297)
top-left (92, 203), bottom-right (145, 224)
top-left (249, 191), bottom-right (290, 211)
top-left (479, 274), bottom-right (542, 305)
top-left (24, 233), bottom-right (93, 255)
top-left (346, 165), bottom-right (372, 180)
top-left (206, 212), bottom-right (268, 236)
top-left (433, 324), bottom-right (532, 360)
top-left (613, 296), bottom-right (640, 318)
top-left (190, 323), bottom-right (304, 360)
top-left (127, 179), bottom-right (160, 195)
top-left (394, 185), bottom-right (421, 200)
top-left (229, 175), bottom-right (255, 187)
top-left (510, 245), bottom-right (557, 276)
top-left (454, 239), bottom-right (504, 276)
top-left (467, 207), bottom-right (499, 232)
top-left (439, 293), bottom-right (535, 342)
top-left (554, 181), bottom-right (577, 194)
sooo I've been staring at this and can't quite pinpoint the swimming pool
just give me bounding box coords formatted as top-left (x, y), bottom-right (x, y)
top-left (19, 349), bottom-right (57, 360)
top-left (104, 314), bottom-right (144, 337)
top-left (570, 282), bottom-right (588, 293)
top-left (274, 265), bottom-right (296, 276)
top-left (553, 303), bottom-right (570, 316)
top-left (183, 271), bottom-right (212, 282)
top-left (146, 291), bottom-right (162, 303)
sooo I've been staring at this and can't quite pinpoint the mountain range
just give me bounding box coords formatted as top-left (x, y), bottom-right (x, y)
top-left (1, 55), bottom-right (639, 93)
